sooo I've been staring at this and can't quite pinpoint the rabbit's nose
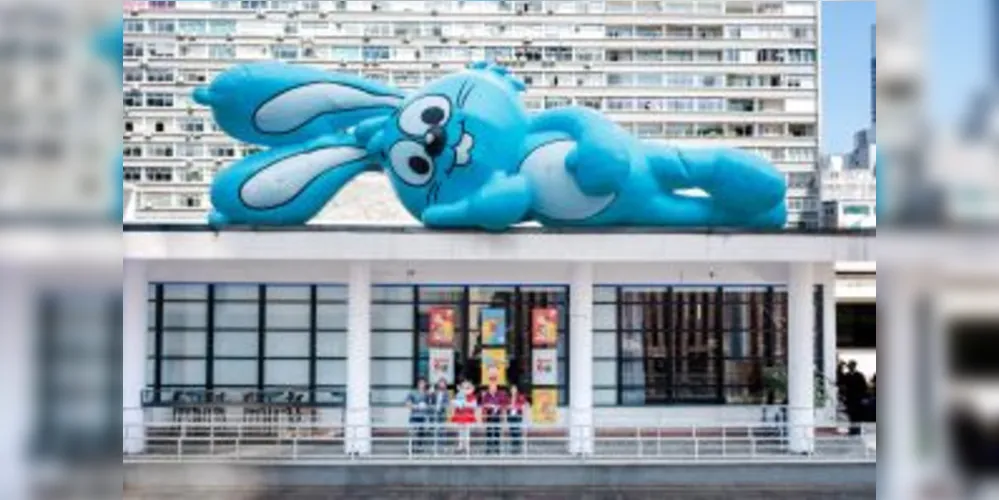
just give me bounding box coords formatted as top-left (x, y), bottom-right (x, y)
top-left (424, 126), bottom-right (447, 158)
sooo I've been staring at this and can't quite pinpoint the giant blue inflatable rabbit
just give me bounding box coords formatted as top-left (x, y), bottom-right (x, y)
top-left (195, 61), bottom-right (787, 231)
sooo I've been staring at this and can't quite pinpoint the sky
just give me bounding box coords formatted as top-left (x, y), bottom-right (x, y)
top-left (821, 1), bottom-right (876, 155)
top-left (926, 0), bottom-right (989, 127)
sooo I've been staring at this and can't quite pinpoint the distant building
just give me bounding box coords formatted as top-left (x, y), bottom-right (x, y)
top-left (870, 24), bottom-right (876, 127)
top-left (819, 134), bottom-right (876, 229)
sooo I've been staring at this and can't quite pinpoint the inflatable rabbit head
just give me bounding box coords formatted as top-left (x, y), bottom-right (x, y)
top-left (356, 62), bottom-right (531, 221)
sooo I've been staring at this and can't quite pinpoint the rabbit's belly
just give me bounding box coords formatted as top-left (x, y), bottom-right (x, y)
top-left (519, 139), bottom-right (616, 221)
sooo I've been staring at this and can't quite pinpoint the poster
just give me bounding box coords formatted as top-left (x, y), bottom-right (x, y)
top-left (428, 307), bottom-right (455, 347)
top-left (531, 308), bottom-right (558, 347)
top-left (428, 348), bottom-right (454, 385)
top-left (480, 348), bottom-right (508, 386)
top-left (532, 349), bottom-right (558, 386)
top-left (531, 389), bottom-right (559, 425)
top-left (480, 308), bottom-right (507, 347)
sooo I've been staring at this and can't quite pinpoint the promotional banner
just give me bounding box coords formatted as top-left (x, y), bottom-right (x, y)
top-left (531, 308), bottom-right (558, 347)
top-left (428, 307), bottom-right (455, 347)
top-left (480, 348), bottom-right (508, 386)
top-left (531, 389), bottom-right (559, 425)
top-left (480, 308), bottom-right (507, 347)
top-left (428, 348), bottom-right (455, 385)
top-left (532, 349), bottom-right (559, 386)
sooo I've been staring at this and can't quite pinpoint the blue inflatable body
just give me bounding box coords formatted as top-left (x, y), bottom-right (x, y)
top-left (197, 62), bottom-right (787, 230)
top-left (99, 21), bottom-right (123, 220)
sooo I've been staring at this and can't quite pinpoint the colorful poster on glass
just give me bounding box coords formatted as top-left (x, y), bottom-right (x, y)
top-left (531, 389), bottom-right (559, 425)
top-left (428, 348), bottom-right (455, 385)
top-left (480, 348), bottom-right (508, 386)
top-left (532, 349), bottom-right (558, 386)
top-left (531, 308), bottom-right (558, 347)
top-left (480, 308), bottom-right (507, 347)
top-left (428, 307), bottom-right (455, 347)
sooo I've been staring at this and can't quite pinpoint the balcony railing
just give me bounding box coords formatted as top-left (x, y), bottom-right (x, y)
top-left (123, 408), bottom-right (877, 464)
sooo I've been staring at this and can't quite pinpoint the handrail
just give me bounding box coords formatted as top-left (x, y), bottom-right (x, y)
top-left (123, 417), bottom-right (877, 464)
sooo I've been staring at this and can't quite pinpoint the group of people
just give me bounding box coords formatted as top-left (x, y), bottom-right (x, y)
top-left (838, 360), bottom-right (876, 434)
top-left (406, 378), bottom-right (531, 455)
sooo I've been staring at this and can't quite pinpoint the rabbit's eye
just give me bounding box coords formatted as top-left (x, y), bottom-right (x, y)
top-left (389, 140), bottom-right (434, 186)
top-left (399, 95), bottom-right (451, 137)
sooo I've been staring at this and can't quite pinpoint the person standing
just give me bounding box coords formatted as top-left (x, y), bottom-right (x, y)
top-left (451, 380), bottom-right (480, 454)
top-left (429, 378), bottom-right (452, 453)
top-left (405, 378), bottom-right (431, 454)
top-left (480, 382), bottom-right (508, 455)
top-left (843, 361), bottom-right (868, 435)
top-left (505, 385), bottom-right (530, 455)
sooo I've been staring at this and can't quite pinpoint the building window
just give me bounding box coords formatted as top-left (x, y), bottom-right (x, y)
top-left (123, 167), bottom-right (141, 182)
top-left (145, 92), bottom-right (174, 108)
top-left (145, 167), bottom-right (173, 182)
top-left (597, 286), bottom-right (797, 406)
top-left (147, 284), bottom-right (347, 407)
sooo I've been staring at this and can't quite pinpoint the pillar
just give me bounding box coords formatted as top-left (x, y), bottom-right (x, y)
top-left (0, 266), bottom-right (31, 498)
top-left (345, 261), bottom-right (372, 455)
top-left (787, 263), bottom-right (816, 454)
top-left (568, 263), bottom-right (594, 455)
top-left (122, 260), bottom-right (148, 454)
top-left (882, 270), bottom-right (920, 499)
top-left (820, 264), bottom-right (838, 424)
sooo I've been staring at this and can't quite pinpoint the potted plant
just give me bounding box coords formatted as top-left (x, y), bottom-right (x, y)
top-left (760, 363), bottom-right (832, 436)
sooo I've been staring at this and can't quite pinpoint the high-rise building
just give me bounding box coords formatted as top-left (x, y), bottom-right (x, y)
top-left (870, 23), bottom-right (875, 127)
top-left (122, 0), bottom-right (821, 227)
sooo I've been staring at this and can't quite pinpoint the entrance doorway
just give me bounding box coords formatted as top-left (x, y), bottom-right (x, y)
top-left (413, 286), bottom-right (568, 404)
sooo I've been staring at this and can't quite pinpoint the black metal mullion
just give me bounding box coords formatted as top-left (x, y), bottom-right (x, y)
top-left (257, 285), bottom-right (266, 393)
top-left (411, 286), bottom-right (420, 387)
top-left (814, 284), bottom-right (825, 386)
top-left (462, 287), bottom-right (471, 384)
top-left (563, 285), bottom-right (571, 407)
top-left (514, 286), bottom-right (525, 392)
top-left (714, 287), bottom-right (725, 404)
top-left (666, 287), bottom-right (675, 404)
top-left (205, 285), bottom-right (216, 392)
top-left (308, 285), bottom-right (318, 405)
top-left (764, 286), bottom-right (776, 405)
top-left (153, 284), bottom-right (164, 404)
top-left (615, 287), bottom-right (623, 406)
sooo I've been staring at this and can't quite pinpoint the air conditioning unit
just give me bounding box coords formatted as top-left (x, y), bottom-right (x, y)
top-left (128, 83), bottom-right (141, 92)
top-left (188, 36), bottom-right (197, 42)
top-left (193, 134), bottom-right (203, 140)
top-left (318, 11), bottom-right (328, 18)
top-left (123, 132), bottom-right (132, 140)
top-left (214, 159), bottom-right (224, 166)
top-left (255, 8), bottom-right (266, 18)
top-left (130, 8), bottom-right (140, 16)
top-left (225, 33), bottom-right (234, 42)
top-left (143, 133), bottom-right (153, 140)
top-left (185, 160), bottom-right (194, 168)
top-left (302, 36), bottom-right (315, 46)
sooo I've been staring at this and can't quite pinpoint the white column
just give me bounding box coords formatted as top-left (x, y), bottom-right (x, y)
top-left (345, 261), bottom-right (372, 455)
top-left (787, 263), bottom-right (816, 454)
top-left (123, 260), bottom-right (148, 454)
top-left (568, 263), bottom-right (594, 455)
top-left (0, 266), bottom-right (32, 498)
top-left (820, 264), bottom-right (838, 424)
top-left (882, 270), bottom-right (919, 499)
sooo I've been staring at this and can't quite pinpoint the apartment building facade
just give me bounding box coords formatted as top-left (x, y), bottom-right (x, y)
top-left (122, 0), bottom-right (821, 226)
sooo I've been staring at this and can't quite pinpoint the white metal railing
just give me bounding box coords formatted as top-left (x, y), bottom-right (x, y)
top-left (123, 413), bottom-right (876, 464)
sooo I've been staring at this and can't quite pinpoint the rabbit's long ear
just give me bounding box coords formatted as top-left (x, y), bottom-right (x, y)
top-left (208, 134), bottom-right (374, 226)
top-left (194, 62), bottom-right (405, 148)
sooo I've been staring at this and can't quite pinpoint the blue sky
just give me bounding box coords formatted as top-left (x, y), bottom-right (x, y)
top-left (926, 0), bottom-right (989, 127)
top-left (821, 1), bottom-right (876, 154)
